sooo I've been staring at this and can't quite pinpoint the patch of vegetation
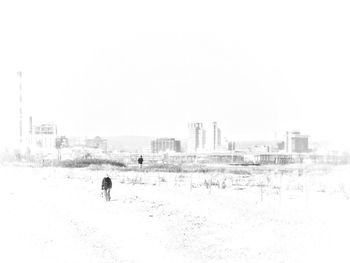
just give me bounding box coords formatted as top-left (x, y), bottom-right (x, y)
top-left (229, 169), bottom-right (251, 175)
top-left (56, 158), bottom-right (126, 168)
top-left (143, 163), bottom-right (184, 173)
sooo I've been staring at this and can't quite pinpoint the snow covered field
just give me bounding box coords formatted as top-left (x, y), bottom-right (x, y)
top-left (1, 164), bottom-right (350, 263)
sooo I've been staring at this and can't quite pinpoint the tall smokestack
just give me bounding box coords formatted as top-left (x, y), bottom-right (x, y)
top-left (18, 71), bottom-right (23, 145)
top-left (213, 122), bottom-right (217, 151)
top-left (29, 116), bottom-right (32, 135)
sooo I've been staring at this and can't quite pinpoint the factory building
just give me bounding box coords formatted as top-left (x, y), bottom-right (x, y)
top-left (285, 131), bottom-right (309, 153)
top-left (151, 138), bottom-right (181, 153)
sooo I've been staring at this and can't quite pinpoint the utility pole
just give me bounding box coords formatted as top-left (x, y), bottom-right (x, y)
top-left (231, 141), bottom-right (234, 164)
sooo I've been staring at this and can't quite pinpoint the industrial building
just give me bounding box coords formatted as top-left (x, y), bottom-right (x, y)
top-left (151, 138), bottom-right (181, 153)
top-left (228, 142), bottom-right (235, 151)
top-left (285, 131), bottom-right (309, 153)
top-left (188, 123), bottom-right (206, 152)
top-left (85, 136), bottom-right (108, 152)
top-left (249, 145), bottom-right (270, 153)
top-left (277, 141), bottom-right (285, 151)
top-left (55, 136), bottom-right (69, 148)
top-left (29, 122), bottom-right (58, 150)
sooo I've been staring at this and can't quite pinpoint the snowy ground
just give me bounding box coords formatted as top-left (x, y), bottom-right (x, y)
top-left (1, 164), bottom-right (350, 263)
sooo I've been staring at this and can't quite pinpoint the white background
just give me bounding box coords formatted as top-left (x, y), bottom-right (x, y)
top-left (1, 0), bottom-right (349, 148)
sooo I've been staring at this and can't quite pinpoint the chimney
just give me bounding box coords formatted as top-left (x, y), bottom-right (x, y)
top-left (29, 116), bottom-right (32, 135)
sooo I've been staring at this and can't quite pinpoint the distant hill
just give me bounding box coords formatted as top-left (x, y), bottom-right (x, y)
top-left (68, 136), bottom-right (154, 152)
top-left (105, 136), bottom-right (154, 152)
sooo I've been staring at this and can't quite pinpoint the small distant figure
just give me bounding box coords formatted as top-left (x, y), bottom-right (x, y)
top-left (101, 174), bottom-right (112, 201)
top-left (138, 155), bottom-right (144, 169)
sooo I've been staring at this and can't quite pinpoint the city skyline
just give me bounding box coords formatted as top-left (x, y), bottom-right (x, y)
top-left (3, 111), bottom-right (336, 154)
top-left (0, 89), bottom-right (348, 150)
top-left (1, 0), bottom-right (350, 150)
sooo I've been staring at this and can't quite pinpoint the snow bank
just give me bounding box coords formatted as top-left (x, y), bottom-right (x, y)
top-left (1, 165), bottom-right (349, 262)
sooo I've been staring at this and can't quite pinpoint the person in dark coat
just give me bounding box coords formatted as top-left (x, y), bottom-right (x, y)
top-left (101, 174), bottom-right (112, 201)
top-left (137, 155), bottom-right (144, 168)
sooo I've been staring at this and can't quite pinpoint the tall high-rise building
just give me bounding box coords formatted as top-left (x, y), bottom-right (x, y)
top-left (188, 123), bottom-right (205, 152)
top-left (213, 122), bottom-right (217, 150)
top-left (211, 121), bottom-right (222, 151)
top-left (201, 129), bottom-right (206, 149)
top-left (217, 127), bottom-right (221, 146)
top-left (285, 131), bottom-right (309, 153)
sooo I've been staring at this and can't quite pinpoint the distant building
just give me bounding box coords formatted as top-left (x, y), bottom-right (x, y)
top-left (277, 141), bottom-right (285, 151)
top-left (285, 131), bottom-right (309, 153)
top-left (188, 123), bottom-right (206, 152)
top-left (217, 127), bottom-right (222, 147)
top-left (55, 136), bottom-right (69, 148)
top-left (213, 122), bottom-right (217, 150)
top-left (188, 121), bottom-right (224, 152)
top-left (228, 142), bottom-right (236, 151)
top-left (85, 136), bottom-right (108, 152)
top-left (31, 123), bottom-right (58, 149)
top-left (210, 122), bottom-right (222, 151)
top-left (249, 145), bottom-right (270, 153)
top-left (151, 138), bottom-right (181, 153)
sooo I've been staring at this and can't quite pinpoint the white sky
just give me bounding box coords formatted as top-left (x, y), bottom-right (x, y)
top-left (1, 0), bottom-right (350, 148)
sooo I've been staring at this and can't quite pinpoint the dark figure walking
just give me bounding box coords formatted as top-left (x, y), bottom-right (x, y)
top-left (138, 155), bottom-right (144, 168)
top-left (101, 174), bottom-right (112, 201)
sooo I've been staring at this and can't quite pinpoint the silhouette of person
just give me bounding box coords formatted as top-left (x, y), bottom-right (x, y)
top-left (138, 155), bottom-right (144, 168)
top-left (101, 174), bottom-right (112, 201)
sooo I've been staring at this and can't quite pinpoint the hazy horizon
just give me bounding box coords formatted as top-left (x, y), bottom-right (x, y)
top-left (1, 0), bottom-right (350, 149)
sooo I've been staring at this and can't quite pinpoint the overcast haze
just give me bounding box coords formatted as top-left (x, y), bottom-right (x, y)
top-left (1, 0), bottom-right (350, 148)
